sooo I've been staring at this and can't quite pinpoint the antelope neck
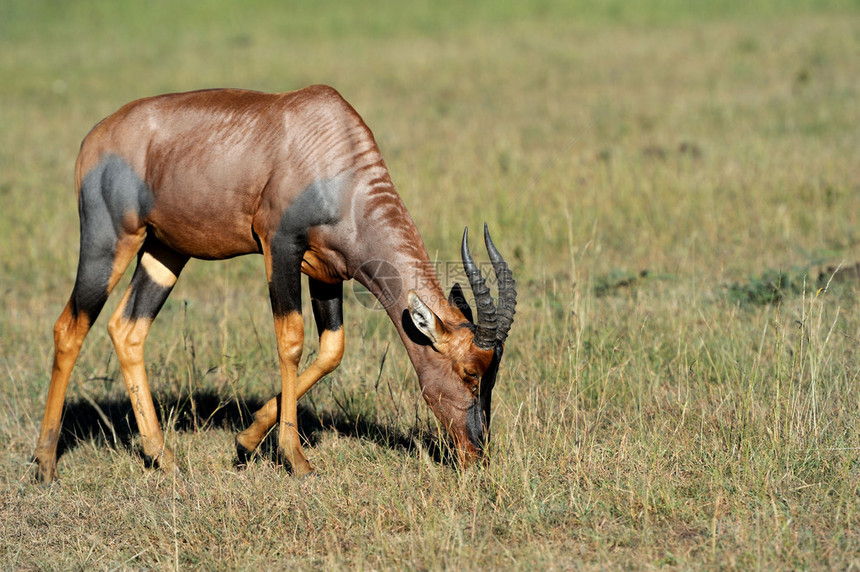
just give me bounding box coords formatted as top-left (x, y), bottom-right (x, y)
top-left (351, 224), bottom-right (457, 375)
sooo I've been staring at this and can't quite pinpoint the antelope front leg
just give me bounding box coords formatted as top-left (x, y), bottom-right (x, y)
top-left (236, 327), bottom-right (345, 459)
top-left (262, 236), bottom-right (313, 477)
top-left (236, 281), bottom-right (344, 462)
top-left (272, 312), bottom-right (312, 477)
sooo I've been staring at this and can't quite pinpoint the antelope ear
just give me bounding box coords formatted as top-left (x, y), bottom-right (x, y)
top-left (407, 290), bottom-right (449, 348)
top-left (448, 283), bottom-right (474, 323)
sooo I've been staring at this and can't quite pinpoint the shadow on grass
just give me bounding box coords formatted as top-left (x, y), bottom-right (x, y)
top-left (55, 390), bottom-right (454, 472)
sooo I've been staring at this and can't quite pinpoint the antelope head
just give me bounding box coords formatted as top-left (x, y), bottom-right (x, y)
top-left (406, 224), bottom-right (517, 464)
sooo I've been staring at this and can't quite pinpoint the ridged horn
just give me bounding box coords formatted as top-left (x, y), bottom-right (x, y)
top-left (461, 227), bottom-right (497, 350)
top-left (483, 223), bottom-right (517, 345)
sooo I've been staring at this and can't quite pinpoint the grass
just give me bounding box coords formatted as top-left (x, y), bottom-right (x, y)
top-left (1, 0), bottom-right (859, 569)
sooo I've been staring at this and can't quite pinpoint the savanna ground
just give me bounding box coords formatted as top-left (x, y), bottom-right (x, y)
top-left (1, 1), bottom-right (859, 569)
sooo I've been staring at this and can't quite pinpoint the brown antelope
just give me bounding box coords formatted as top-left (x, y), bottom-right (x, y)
top-left (33, 85), bottom-right (516, 483)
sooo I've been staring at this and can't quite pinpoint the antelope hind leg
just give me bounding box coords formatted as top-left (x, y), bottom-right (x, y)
top-left (34, 219), bottom-right (146, 482)
top-left (108, 237), bottom-right (187, 472)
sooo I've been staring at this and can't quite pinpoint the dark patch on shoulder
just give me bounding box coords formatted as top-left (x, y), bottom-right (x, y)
top-left (274, 175), bottom-right (346, 238)
top-left (268, 175), bottom-right (347, 316)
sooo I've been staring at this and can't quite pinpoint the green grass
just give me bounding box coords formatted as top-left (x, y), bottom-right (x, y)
top-left (2, 0), bottom-right (860, 569)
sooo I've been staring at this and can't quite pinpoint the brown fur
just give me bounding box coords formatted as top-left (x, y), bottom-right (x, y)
top-left (34, 85), bottom-right (504, 482)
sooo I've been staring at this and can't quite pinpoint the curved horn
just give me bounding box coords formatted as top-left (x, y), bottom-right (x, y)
top-left (461, 227), bottom-right (497, 350)
top-left (483, 223), bottom-right (517, 345)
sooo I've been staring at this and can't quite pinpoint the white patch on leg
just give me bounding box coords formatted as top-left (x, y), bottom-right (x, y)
top-left (141, 252), bottom-right (178, 288)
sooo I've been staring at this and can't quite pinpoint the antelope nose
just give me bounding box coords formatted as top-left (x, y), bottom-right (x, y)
top-left (465, 399), bottom-right (487, 453)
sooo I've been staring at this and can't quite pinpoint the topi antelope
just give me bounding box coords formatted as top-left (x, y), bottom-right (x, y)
top-left (33, 85), bottom-right (516, 482)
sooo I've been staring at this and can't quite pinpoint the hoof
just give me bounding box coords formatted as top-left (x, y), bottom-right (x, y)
top-left (235, 439), bottom-right (256, 468)
top-left (293, 462), bottom-right (315, 480)
top-left (144, 445), bottom-right (179, 473)
top-left (32, 455), bottom-right (58, 485)
top-left (277, 446), bottom-right (314, 478)
top-left (34, 464), bottom-right (58, 486)
top-left (162, 463), bottom-right (183, 478)
top-left (158, 459), bottom-right (180, 475)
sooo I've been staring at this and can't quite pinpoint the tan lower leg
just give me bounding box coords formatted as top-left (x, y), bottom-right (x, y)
top-left (109, 302), bottom-right (177, 473)
top-left (274, 312), bottom-right (313, 476)
top-left (235, 398), bottom-right (278, 454)
top-left (236, 328), bottom-right (344, 456)
top-left (34, 306), bottom-right (91, 482)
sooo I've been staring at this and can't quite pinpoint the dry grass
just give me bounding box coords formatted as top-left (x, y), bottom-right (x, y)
top-left (1, 1), bottom-right (859, 569)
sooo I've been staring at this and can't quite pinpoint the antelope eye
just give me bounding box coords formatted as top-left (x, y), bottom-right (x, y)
top-left (464, 368), bottom-right (478, 380)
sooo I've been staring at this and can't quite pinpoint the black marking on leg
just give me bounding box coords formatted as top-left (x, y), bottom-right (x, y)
top-left (268, 236), bottom-right (305, 317)
top-left (122, 264), bottom-right (175, 321)
top-left (235, 438), bottom-right (255, 468)
top-left (70, 256), bottom-right (113, 323)
top-left (309, 279), bottom-right (343, 333)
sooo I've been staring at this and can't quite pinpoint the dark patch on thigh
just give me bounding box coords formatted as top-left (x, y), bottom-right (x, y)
top-left (71, 252), bottom-right (114, 321)
top-left (79, 154), bottom-right (154, 236)
top-left (72, 155), bottom-right (155, 320)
